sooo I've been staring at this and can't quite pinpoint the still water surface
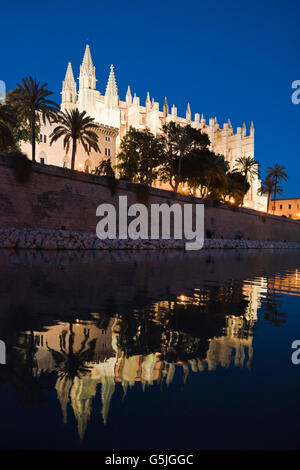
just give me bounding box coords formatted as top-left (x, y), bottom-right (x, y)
top-left (0, 249), bottom-right (299, 449)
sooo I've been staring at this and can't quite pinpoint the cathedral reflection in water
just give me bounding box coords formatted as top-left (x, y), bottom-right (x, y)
top-left (15, 277), bottom-right (271, 440)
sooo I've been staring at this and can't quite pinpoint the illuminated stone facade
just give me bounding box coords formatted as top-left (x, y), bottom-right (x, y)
top-left (270, 198), bottom-right (300, 219)
top-left (21, 44), bottom-right (267, 211)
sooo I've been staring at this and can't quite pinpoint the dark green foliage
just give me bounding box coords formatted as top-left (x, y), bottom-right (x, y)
top-left (233, 156), bottom-right (260, 203)
top-left (114, 121), bottom-right (288, 210)
top-left (50, 109), bottom-right (100, 170)
top-left (0, 104), bottom-right (17, 151)
top-left (225, 171), bottom-right (250, 206)
top-left (160, 121), bottom-right (210, 191)
top-left (116, 126), bottom-right (165, 187)
top-left (266, 164), bottom-right (288, 213)
top-left (12, 77), bottom-right (59, 162)
top-left (93, 158), bottom-right (115, 177)
top-left (93, 158), bottom-right (118, 195)
top-left (3, 90), bottom-right (41, 152)
top-left (180, 148), bottom-right (230, 200)
top-left (258, 176), bottom-right (275, 212)
top-left (117, 123), bottom-right (249, 204)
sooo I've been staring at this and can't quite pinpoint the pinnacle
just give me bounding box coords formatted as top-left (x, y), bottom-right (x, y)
top-left (82, 44), bottom-right (94, 71)
top-left (63, 62), bottom-right (76, 91)
top-left (105, 64), bottom-right (119, 106)
top-left (105, 64), bottom-right (118, 96)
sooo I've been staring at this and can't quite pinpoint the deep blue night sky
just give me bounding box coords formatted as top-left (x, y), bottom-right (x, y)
top-left (1, 0), bottom-right (299, 195)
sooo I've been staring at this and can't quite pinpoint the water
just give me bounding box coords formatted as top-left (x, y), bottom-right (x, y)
top-left (0, 249), bottom-right (299, 450)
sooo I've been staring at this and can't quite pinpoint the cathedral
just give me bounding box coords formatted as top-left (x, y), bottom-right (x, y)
top-left (21, 44), bottom-right (267, 211)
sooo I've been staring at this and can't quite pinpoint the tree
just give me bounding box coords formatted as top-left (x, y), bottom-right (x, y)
top-left (3, 89), bottom-right (42, 152)
top-left (266, 164), bottom-right (288, 213)
top-left (201, 153), bottom-right (229, 199)
top-left (258, 176), bottom-right (276, 213)
top-left (177, 147), bottom-right (232, 201)
top-left (225, 171), bottom-right (250, 206)
top-left (93, 158), bottom-right (115, 177)
top-left (116, 127), bottom-right (140, 183)
top-left (234, 156), bottom-right (260, 204)
top-left (160, 122), bottom-right (210, 191)
top-left (0, 104), bottom-right (16, 151)
top-left (50, 109), bottom-right (100, 170)
top-left (117, 127), bottom-right (165, 186)
top-left (12, 77), bottom-right (59, 162)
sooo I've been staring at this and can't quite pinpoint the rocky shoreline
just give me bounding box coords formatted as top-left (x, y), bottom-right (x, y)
top-left (1, 227), bottom-right (300, 250)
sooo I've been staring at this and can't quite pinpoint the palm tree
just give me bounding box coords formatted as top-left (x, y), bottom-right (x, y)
top-left (266, 164), bottom-right (288, 213)
top-left (50, 109), bottom-right (100, 170)
top-left (258, 176), bottom-right (276, 213)
top-left (13, 77), bottom-right (59, 162)
top-left (234, 156), bottom-right (260, 204)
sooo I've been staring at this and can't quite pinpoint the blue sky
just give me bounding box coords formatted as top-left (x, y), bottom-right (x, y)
top-left (1, 0), bottom-right (299, 196)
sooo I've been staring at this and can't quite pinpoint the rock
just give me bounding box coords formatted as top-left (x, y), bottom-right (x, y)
top-left (1, 226), bottom-right (300, 251)
top-left (42, 238), bottom-right (58, 250)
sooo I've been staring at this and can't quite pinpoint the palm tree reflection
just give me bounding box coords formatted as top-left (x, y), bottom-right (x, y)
top-left (1, 270), bottom-right (294, 440)
top-left (46, 322), bottom-right (96, 383)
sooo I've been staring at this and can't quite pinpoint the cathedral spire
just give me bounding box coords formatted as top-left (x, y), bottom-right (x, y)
top-left (82, 44), bottom-right (93, 73)
top-left (79, 44), bottom-right (96, 90)
top-left (163, 97), bottom-right (168, 118)
top-left (186, 103), bottom-right (191, 122)
top-left (145, 92), bottom-right (151, 112)
top-left (61, 62), bottom-right (77, 111)
top-left (126, 85), bottom-right (132, 105)
top-left (64, 62), bottom-right (76, 87)
top-left (105, 64), bottom-right (119, 107)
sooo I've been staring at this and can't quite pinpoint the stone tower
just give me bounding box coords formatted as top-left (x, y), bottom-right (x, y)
top-left (77, 45), bottom-right (98, 118)
top-left (105, 64), bottom-right (119, 108)
top-left (102, 64), bottom-right (121, 132)
top-left (61, 62), bottom-right (77, 111)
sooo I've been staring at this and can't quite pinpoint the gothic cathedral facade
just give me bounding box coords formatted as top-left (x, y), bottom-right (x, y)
top-left (21, 44), bottom-right (267, 211)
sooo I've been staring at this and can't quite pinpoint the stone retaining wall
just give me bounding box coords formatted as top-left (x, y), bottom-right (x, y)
top-left (1, 154), bottom-right (300, 243)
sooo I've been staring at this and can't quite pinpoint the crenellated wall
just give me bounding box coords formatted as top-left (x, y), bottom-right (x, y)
top-left (0, 154), bottom-right (299, 242)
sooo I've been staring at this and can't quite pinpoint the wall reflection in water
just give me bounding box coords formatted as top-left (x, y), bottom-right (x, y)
top-left (4, 279), bottom-right (275, 439)
top-left (1, 250), bottom-right (299, 441)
